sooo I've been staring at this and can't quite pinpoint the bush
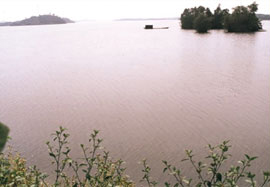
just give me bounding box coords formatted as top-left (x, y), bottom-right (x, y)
top-left (0, 122), bottom-right (9, 152)
top-left (142, 141), bottom-right (270, 187)
top-left (45, 127), bottom-right (134, 186)
top-left (1, 127), bottom-right (270, 186)
top-left (0, 149), bottom-right (48, 186)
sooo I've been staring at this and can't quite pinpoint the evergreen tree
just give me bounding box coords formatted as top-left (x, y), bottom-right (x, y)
top-left (212, 5), bottom-right (229, 29)
top-left (180, 8), bottom-right (196, 29)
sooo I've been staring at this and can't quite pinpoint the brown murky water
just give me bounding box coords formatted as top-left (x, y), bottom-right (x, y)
top-left (0, 20), bottom-right (269, 183)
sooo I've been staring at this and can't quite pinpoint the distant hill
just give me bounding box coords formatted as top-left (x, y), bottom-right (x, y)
top-left (0, 15), bottom-right (74, 26)
top-left (256, 14), bottom-right (270, 20)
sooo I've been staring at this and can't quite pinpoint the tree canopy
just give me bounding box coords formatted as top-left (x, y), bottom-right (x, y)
top-left (212, 4), bottom-right (229, 29)
top-left (224, 2), bottom-right (262, 32)
top-left (193, 14), bottom-right (212, 33)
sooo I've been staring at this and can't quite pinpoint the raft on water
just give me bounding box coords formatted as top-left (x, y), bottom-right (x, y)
top-left (144, 25), bottom-right (169, 29)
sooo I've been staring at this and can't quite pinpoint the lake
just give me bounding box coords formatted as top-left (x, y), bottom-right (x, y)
top-left (0, 20), bottom-right (269, 183)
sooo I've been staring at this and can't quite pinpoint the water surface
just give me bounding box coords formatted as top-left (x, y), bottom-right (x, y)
top-left (0, 20), bottom-right (269, 183)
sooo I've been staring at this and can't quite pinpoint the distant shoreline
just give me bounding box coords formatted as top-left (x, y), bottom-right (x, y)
top-left (115, 17), bottom-right (179, 21)
top-left (116, 14), bottom-right (270, 22)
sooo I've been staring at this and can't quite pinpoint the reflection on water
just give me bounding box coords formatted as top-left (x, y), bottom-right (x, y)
top-left (0, 21), bottom-right (269, 183)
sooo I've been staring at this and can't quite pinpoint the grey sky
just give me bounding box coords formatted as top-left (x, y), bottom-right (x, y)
top-left (0, 0), bottom-right (269, 22)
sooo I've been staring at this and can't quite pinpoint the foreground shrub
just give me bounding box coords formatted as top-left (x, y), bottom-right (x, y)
top-left (1, 127), bottom-right (269, 186)
top-left (0, 149), bottom-right (48, 186)
top-left (142, 141), bottom-right (270, 187)
top-left (46, 126), bottom-right (134, 186)
top-left (0, 122), bottom-right (9, 152)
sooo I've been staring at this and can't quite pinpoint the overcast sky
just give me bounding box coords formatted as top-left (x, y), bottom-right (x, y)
top-left (0, 0), bottom-right (269, 22)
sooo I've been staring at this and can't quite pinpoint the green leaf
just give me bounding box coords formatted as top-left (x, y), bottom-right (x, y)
top-left (86, 173), bottom-right (91, 180)
top-left (62, 149), bottom-right (70, 155)
top-left (165, 182), bottom-right (171, 187)
top-left (72, 183), bottom-right (78, 187)
top-left (245, 154), bottom-right (250, 160)
top-left (163, 167), bottom-right (168, 173)
top-left (49, 153), bottom-right (56, 158)
top-left (216, 173), bottom-right (222, 181)
top-left (250, 156), bottom-right (258, 161)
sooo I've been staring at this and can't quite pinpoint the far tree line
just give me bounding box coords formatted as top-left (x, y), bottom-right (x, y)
top-left (180, 2), bottom-right (262, 33)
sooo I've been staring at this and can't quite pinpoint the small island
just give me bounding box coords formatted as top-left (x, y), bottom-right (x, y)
top-left (0, 14), bottom-right (73, 27)
top-left (180, 2), bottom-right (262, 33)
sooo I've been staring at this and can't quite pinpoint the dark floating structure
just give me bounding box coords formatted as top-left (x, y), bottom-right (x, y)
top-left (144, 25), bottom-right (169, 29)
top-left (144, 25), bottom-right (153, 29)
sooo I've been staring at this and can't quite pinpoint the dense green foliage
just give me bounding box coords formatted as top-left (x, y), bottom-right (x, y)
top-left (212, 5), bottom-right (229, 29)
top-left (0, 122), bottom-right (9, 152)
top-left (0, 151), bottom-right (47, 186)
top-left (46, 127), bottom-right (134, 186)
top-left (193, 14), bottom-right (212, 33)
top-left (224, 3), bottom-right (262, 32)
top-left (180, 8), bottom-right (198, 29)
top-left (1, 127), bottom-right (270, 186)
top-left (180, 5), bottom-right (227, 33)
top-left (146, 141), bottom-right (270, 187)
top-left (180, 2), bottom-right (262, 33)
top-left (180, 6), bottom-right (213, 31)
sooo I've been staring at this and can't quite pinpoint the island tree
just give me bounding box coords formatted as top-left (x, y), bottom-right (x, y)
top-left (212, 4), bottom-right (229, 29)
top-left (193, 14), bottom-right (212, 33)
top-left (224, 2), bottom-right (262, 32)
top-left (180, 6), bottom-right (213, 32)
top-left (180, 8), bottom-right (197, 29)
